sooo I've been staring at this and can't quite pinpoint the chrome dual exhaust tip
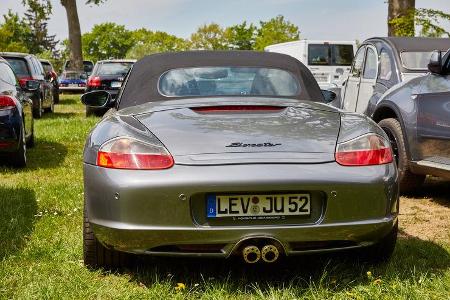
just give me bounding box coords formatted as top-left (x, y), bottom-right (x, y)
top-left (242, 245), bottom-right (261, 264)
top-left (242, 244), bottom-right (280, 264)
top-left (261, 244), bottom-right (279, 263)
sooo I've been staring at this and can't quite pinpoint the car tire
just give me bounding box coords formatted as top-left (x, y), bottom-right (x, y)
top-left (45, 94), bottom-right (55, 113)
top-left (26, 124), bottom-right (35, 148)
top-left (83, 205), bottom-right (130, 269)
top-left (53, 90), bottom-right (60, 104)
top-left (361, 221), bottom-right (398, 263)
top-left (11, 128), bottom-right (27, 168)
top-left (33, 97), bottom-right (43, 119)
top-left (378, 118), bottom-right (425, 193)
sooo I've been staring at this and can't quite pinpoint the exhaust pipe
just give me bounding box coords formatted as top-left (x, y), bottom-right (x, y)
top-left (261, 244), bottom-right (279, 263)
top-left (242, 245), bottom-right (261, 264)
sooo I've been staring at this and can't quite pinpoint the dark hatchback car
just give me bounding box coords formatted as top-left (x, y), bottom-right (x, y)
top-left (0, 57), bottom-right (35, 167)
top-left (341, 37), bottom-right (450, 191)
top-left (0, 52), bottom-right (55, 118)
top-left (40, 59), bottom-right (60, 104)
top-left (85, 59), bottom-right (135, 116)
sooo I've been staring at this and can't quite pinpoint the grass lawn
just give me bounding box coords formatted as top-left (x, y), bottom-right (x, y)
top-left (1, 94), bottom-right (449, 299)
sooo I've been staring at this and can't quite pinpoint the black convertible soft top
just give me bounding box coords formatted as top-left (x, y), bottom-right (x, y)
top-left (118, 51), bottom-right (324, 109)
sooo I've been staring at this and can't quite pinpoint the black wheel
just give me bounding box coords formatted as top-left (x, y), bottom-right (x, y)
top-left (26, 124), bottom-right (35, 148)
top-left (83, 205), bottom-right (130, 269)
top-left (45, 94), bottom-right (55, 113)
top-left (53, 90), bottom-right (60, 104)
top-left (33, 97), bottom-right (43, 119)
top-left (378, 118), bottom-right (425, 192)
top-left (360, 221), bottom-right (398, 263)
top-left (11, 128), bottom-right (26, 168)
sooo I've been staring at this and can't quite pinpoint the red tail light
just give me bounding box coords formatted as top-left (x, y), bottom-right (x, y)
top-left (97, 137), bottom-right (174, 170)
top-left (0, 95), bottom-right (16, 109)
top-left (87, 76), bottom-right (101, 87)
top-left (335, 133), bottom-right (393, 166)
top-left (192, 105), bottom-right (284, 113)
top-left (18, 76), bottom-right (33, 88)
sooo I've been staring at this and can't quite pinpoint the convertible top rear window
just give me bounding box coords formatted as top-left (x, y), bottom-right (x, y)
top-left (158, 67), bottom-right (300, 97)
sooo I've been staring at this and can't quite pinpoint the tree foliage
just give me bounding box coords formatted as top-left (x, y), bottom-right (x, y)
top-left (126, 29), bottom-right (189, 59)
top-left (225, 21), bottom-right (257, 50)
top-left (22, 0), bottom-right (58, 54)
top-left (254, 15), bottom-right (300, 50)
top-left (0, 10), bottom-right (31, 52)
top-left (82, 22), bottom-right (133, 61)
top-left (190, 23), bottom-right (228, 50)
top-left (389, 8), bottom-right (450, 37)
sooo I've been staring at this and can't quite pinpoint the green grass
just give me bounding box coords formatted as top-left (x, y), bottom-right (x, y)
top-left (1, 95), bottom-right (449, 299)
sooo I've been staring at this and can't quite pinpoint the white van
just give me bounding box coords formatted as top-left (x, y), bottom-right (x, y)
top-left (265, 40), bottom-right (357, 90)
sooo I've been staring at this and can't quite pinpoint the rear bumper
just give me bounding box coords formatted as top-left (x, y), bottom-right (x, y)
top-left (59, 86), bottom-right (85, 92)
top-left (84, 162), bottom-right (399, 256)
top-left (0, 110), bottom-right (20, 152)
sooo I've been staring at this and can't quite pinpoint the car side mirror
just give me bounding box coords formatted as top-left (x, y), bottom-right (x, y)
top-left (81, 90), bottom-right (111, 108)
top-left (25, 80), bottom-right (40, 91)
top-left (428, 50), bottom-right (444, 74)
top-left (321, 89), bottom-right (337, 103)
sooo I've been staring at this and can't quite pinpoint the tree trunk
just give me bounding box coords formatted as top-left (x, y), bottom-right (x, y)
top-left (60, 0), bottom-right (83, 71)
top-left (388, 0), bottom-right (416, 36)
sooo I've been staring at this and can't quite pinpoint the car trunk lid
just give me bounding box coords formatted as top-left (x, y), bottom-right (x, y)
top-left (135, 101), bottom-right (340, 165)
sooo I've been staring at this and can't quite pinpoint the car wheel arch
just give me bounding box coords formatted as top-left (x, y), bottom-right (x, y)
top-left (372, 103), bottom-right (412, 161)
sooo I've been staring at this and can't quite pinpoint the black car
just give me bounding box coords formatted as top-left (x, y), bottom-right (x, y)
top-left (0, 52), bottom-right (55, 118)
top-left (85, 59), bottom-right (135, 116)
top-left (341, 37), bottom-right (450, 191)
top-left (40, 59), bottom-right (60, 104)
top-left (0, 57), bottom-right (35, 167)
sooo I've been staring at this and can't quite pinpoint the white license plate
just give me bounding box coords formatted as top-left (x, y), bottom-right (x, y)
top-left (69, 84), bottom-right (78, 87)
top-left (207, 193), bottom-right (310, 218)
top-left (111, 81), bottom-right (122, 88)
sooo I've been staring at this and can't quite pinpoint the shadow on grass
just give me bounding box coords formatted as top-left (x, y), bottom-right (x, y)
top-left (41, 112), bottom-right (77, 120)
top-left (0, 187), bottom-right (37, 260)
top-left (120, 234), bottom-right (450, 293)
top-left (23, 140), bottom-right (68, 170)
top-left (403, 177), bottom-right (450, 207)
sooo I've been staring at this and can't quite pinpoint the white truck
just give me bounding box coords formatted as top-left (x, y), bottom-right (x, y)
top-left (265, 40), bottom-right (357, 93)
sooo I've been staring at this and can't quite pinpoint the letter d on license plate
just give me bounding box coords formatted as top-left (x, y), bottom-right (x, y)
top-left (207, 193), bottom-right (310, 218)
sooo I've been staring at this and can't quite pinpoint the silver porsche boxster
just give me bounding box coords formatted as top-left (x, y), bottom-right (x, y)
top-left (81, 51), bottom-right (398, 269)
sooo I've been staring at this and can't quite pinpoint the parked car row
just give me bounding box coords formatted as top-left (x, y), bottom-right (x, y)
top-left (0, 56), bottom-right (37, 167)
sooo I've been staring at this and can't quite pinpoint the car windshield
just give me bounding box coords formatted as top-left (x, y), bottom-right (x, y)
top-left (308, 44), bottom-right (354, 66)
top-left (5, 58), bottom-right (30, 77)
top-left (97, 62), bottom-right (133, 76)
top-left (400, 51), bottom-right (433, 70)
top-left (159, 67), bottom-right (300, 97)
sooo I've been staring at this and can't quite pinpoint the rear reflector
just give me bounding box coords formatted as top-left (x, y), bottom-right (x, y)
top-left (0, 95), bottom-right (16, 109)
top-left (335, 133), bottom-right (393, 166)
top-left (192, 105), bottom-right (285, 113)
top-left (96, 137), bottom-right (174, 170)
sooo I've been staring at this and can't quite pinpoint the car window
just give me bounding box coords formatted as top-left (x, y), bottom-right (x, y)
top-left (4, 58), bottom-right (30, 77)
top-left (363, 48), bottom-right (377, 79)
top-left (159, 67), bottom-right (300, 97)
top-left (379, 50), bottom-right (392, 81)
top-left (33, 58), bottom-right (45, 76)
top-left (0, 62), bottom-right (17, 85)
top-left (351, 46), bottom-right (366, 77)
top-left (308, 44), bottom-right (354, 66)
top-left (97, 62), bottom-right (133, 76)
top-left (400, 51), bottom-right (433, 70)
top-left (41, 62), bottom-right (52, 73)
